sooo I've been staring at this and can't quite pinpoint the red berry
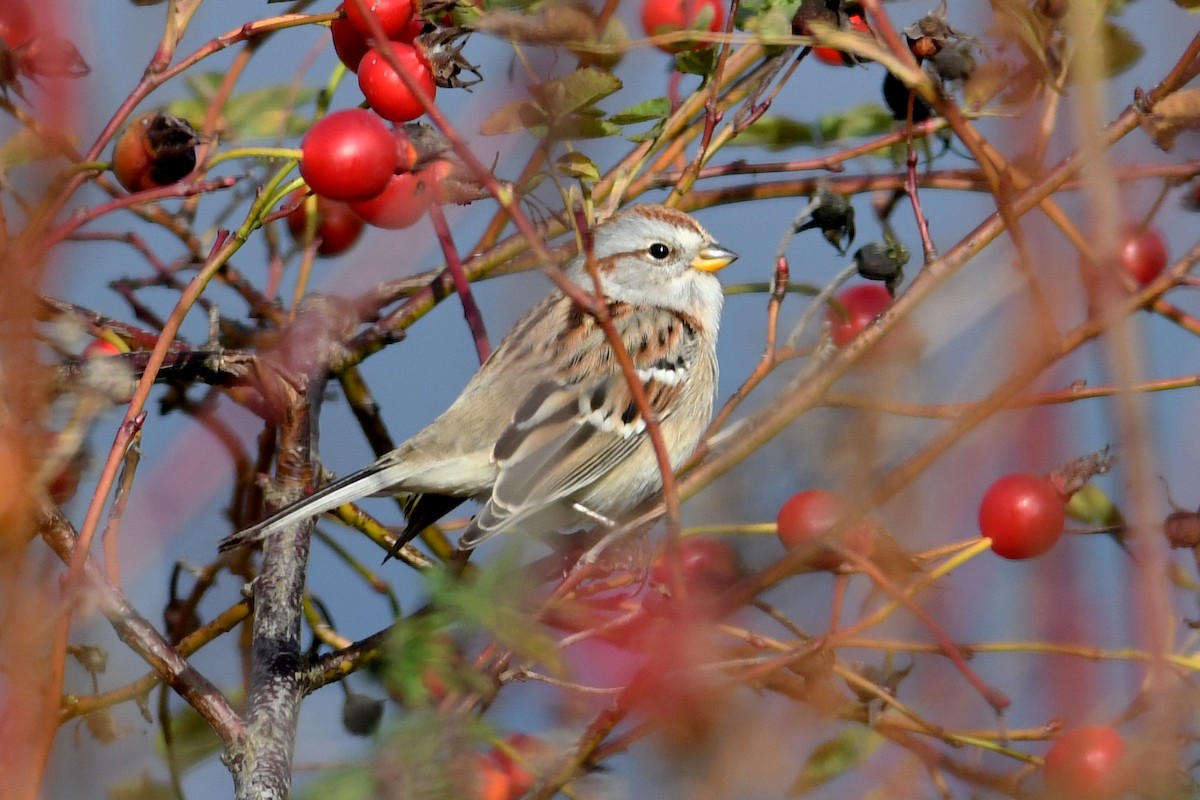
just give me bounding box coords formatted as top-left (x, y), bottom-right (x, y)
top-left (812, 14), bottom-right (870, 66)
top-left (345, 0), bottom-right (415, 39)
top-left (649, 537), bottom-right (741, 594)
top-left (285, 189), bottom-right (365, 257)
top-left (349, 172), bottom-right (428, 229)
top-left (392, 125), bottom-right (421, 173)
top-left (396, 16), bottom-right (426, 42)
top-left (1043, 726), bottom-right (1127, 799)
top-left (47, 462), bottom-right (81, 504)
top-left (978, 473), bottom-right (1065, 560)
top-left (82, 338), bottom-right (121, 358)
top-left (908, 35), bottom-right (939, 61)
top-left (826, 283), bottom-right (892, 347)
top-left (0, 0), bottom-right (34, 48)
top-left (1117, 225), bottom-right (1168, 286)
top-left (112, 112), bottom-right (198, 193)
top-left (358, 41), bottom-right (436, 123)
top-left (331, 6), bottom-right (372, 73)
top-left (640, 0), bottom-right (725, 53)
top-left (45, 434), bottom-right (85, 505)
top-left (419, 158), bottom-right (456, 205)
top-left (776, 489), bottom-right (876, 570)
top-left (474, 754), bottom-right (512, 800)
top-left (491, 734), bottom-right (548, 798)
top-left (299, 109), bottom-right (397, 202)
top-left (812, 44), bottom-right (845, 66)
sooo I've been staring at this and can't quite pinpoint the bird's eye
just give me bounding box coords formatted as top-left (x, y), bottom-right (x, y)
top-left (648, 242), bottom-right (671, 260)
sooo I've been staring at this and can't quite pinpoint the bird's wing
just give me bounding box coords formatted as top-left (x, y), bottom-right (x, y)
top-left (459, 307), bottom-right (700, 548)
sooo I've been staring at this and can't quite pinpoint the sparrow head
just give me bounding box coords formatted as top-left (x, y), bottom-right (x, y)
top-left (570, 205), bottom-right (738, 328)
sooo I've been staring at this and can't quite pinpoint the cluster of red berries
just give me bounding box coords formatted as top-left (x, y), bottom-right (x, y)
top-left (332, 0), bottom-right (434, 120)
top-left (111, 1), bottom-right (456, 258)
top-left (290, 0), bottom-right (448, 255)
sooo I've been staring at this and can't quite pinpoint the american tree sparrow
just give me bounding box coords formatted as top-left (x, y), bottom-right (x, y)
top-left (219, 204), bottom-right (737, 555)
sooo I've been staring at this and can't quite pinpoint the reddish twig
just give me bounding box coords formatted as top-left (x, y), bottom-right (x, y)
top-left (47, 177), bottom-right (239, 247)
top-left (574, 210), bottom-right (685, 548)
top-left (903, 121), bottom-right (938, 263)
top-left (99, 418), bottom-right (144, 585)
top-left (429, 203), bottom-right (492, 363)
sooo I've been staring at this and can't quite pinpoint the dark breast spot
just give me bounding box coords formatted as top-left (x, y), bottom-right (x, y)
top-left (564, 304), bottom-right (587, 331)
top-left (650, 355), bottom-right (686, 373)
top-left (589, 383), bottom-right (607, 411)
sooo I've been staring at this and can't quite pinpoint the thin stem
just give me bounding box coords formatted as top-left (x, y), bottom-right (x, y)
top-left (429, 203), bottom-right (491, 363)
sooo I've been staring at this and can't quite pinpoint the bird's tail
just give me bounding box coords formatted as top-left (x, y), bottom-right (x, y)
top-left (217, 462), bottom-right (397, 552)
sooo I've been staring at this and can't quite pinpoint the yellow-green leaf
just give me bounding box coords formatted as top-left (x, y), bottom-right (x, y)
top-left (789, 728), bottom-right (883, 795)
top-left (556, 152), bottom-right (600, 183)
top-left (609, 97), bottom-right (670, 125)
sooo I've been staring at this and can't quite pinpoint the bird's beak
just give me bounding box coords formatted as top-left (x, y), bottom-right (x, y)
top-left (691, 243), bottom-right (738, 273)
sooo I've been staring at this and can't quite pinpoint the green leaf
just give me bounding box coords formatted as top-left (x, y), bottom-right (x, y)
top-left (482, 68), bottom-right (622, 139)
top-left (736, 0), bottom-right (802, 23)
top-left (299, 767), bottom-right (378, 800)
top-left (556, 152), bottom-right (600, 183)
top-left (384, 614), bottom-right (450, 704)
top-left (1067, 20), bottom-right (1143, 82)
top-left (555, 115), bottom-right (622, 139)
top-left (1096, 20), bottom-right (1143, 79)
top-left (574, 13), bottom-right (628, 69)
top-left (742, 5), bottom-right (794, 38)
top-left (788, 728), bottom-right (883, 795)
top-left (0, 128), bottom-right (64, 167)
top-left (817, 103), bottom-right (894, 141)
top-left (519, 171), bottom-right (548, 193)
top-left (427, 553), bottom-right (562, 672)
top-left (626, 118), bottom-right (666, 143)
top-left (162, 97), bottom-right (206, 126)
top-left (167, 73), bottom-right (316, 140)
top-left (483, 0), bottom-right (540, 10)
top-left (182, 71), bottom-right (223, 102)
top-left (734, 115), bottom-right (815, 149)
top-left (531, 67), bottom-right (623, 118)
top-left (609, 97), bottom-right (670, 125)
top-left (1172, 0), bottom-right (1200, 9)
top-left (223, 85), bottom-right (318, 139)
top-left (480, 99), bottom-right (548, 136)
top-left (674, 46), bottom-right (719, 76)
top-left (735, 103), bottom-right (894, 150)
